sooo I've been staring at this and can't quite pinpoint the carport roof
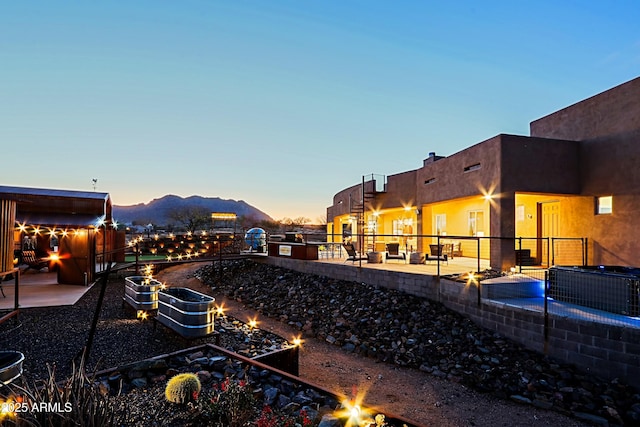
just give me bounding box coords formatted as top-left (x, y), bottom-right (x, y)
top-left (0, 185), bottom-right (109, 201)
top-left (15, 213), bottom-right (107, 228)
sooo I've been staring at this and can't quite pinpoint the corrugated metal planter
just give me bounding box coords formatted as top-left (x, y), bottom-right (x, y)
top-left (157, 287), bottom-right (216, 338)
top-left (0, 351), bottom-right (24, 385)
top-left (124, 275), bottom-right (162, 311)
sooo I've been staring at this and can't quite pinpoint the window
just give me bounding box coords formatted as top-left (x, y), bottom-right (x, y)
top-left (424, 178), bottom-right (436, 185)
top-left (435, 214), bottom-right (446, 235)
top-left (597, 196), bottom-right (612, 215)
top-left (469, 210), bottom-right (485, 236)
top-left (392, 219), bottom-right (413, 236)
top-left (464, 163), bottom-right (481, 173)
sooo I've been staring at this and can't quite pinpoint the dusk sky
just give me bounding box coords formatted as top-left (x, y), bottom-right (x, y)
top-left (2, 1), bottom-right (638, 223)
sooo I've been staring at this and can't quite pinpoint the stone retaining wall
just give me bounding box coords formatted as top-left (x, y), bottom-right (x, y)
top-left (258, 257), bottom-right (640, 383)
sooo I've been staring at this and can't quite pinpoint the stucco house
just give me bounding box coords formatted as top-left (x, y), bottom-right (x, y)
top-left (327, 76), bottom-right (640, 271)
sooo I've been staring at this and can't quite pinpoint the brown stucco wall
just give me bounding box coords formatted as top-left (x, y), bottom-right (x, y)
top-left (530, 77), bottom-right (640, 266)
top-left (499, 135), bottom-right (580, 194)
top-left (530, 76), bottom-right (640, 197)
top-left (416, 137), bottom-right (502, 204)
top-left (373, 170), bottom-right (417, 211)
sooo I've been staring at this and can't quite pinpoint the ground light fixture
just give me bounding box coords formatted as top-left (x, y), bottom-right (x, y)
top-left (215, 304), bottom-right (225, 318)
top-left (290, 335), bottom-right (303, 348)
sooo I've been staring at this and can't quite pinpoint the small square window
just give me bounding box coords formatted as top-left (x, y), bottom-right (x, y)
top-left (597, 196), bottom-right (612, 215)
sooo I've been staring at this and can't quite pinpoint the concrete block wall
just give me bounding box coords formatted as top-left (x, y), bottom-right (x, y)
top-left (257, 258), bottom-right (639, 382)
top-left (261, 257), bottom-right (439, 298)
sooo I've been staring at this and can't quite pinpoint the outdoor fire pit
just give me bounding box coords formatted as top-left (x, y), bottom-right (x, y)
top-left (0, 351), bottom-right (24, 385)
top-left (124, 275), bottom-right (162, 311)
top-left (157, 287), bottom-right (216, 338)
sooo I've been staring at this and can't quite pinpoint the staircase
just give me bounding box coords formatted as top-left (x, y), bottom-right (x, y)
top-left (515, 249), bottom-right (537, 266)
top-left (350, 174), bottom-right (386, 252)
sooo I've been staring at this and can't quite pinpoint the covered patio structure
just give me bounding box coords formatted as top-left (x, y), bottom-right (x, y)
top-left (0, 185), bottom-right (122, 287)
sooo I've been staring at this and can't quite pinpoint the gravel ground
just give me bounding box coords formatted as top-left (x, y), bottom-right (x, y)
top-left (2, 260), bottom-right (638, 426)
top-left (0, 272), bottom-right (287, 382)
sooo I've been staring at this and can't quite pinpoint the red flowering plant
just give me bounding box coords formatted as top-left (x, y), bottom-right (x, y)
top-left (200, 376), bottom-right (257, 427)
top-left (256, 405), bottom-right (315, 427)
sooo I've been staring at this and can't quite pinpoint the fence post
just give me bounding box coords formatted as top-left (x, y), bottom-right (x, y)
top-left (517, 237), bottom-right (522, 273)
top-left (436, 235), bottom-right (440, 278)
top-left (476, 238), bottom-right (480, 273)
top-left (543, 270), bottom-right (549, 354)
top-left (583, 237), bottom-right (588, 266)
top-left (135, 242), bottom-right (139, 274)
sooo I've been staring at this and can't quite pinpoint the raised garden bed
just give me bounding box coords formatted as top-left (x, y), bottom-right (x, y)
top-left (157, 287), bottom-right (216, 338)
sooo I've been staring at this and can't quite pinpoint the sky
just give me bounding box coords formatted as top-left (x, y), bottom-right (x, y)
top-left (1, 1), bottom-right (638, 223)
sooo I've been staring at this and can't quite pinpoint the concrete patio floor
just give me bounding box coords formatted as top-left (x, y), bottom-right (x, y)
top-left (0, 270), bottom-right (94, 311)
top-left (313, 251), bottom-right (491, 276)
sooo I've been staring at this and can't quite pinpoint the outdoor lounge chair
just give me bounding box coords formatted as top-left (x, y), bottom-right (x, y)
top-left (426, 244), bottom-right (448, 264)
top-left (385, 243), bottom-right (406, 263)
top-left (21, 250), bottom-right (49, 272)
top-left (343, 243), bottom-right (367, 263)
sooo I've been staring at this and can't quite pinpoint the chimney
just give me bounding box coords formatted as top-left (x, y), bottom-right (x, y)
top-left (423, 151), bottom-right (445, 166)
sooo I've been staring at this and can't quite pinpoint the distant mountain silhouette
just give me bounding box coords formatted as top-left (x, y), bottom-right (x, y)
top-left (113, 195), bottom-right (272, 226)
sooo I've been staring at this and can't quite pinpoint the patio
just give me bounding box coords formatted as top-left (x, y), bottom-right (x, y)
top-left (314, 249), bottom-right (491, 276)
top-left (0, 270), bottom-right (94, 311)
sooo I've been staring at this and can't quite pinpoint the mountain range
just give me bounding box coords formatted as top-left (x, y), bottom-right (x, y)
top-left (112, 195), bottom-right (272, 226)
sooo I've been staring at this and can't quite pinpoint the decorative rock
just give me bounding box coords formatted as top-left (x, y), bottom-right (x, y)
top-left (264, 387), bottom-right (279, 406)
top-left (193, 260), bottom-right (640, 425)
top-left (196, 370), bottom-right (212, 383)
top-left (130, 377), bottom-right (147, 388)
top-left (318, 414), bottom-right (342, 427)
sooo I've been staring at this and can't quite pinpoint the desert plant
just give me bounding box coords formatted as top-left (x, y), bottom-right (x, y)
top-left (4, 355), bottom-right (114, 427)
top-left (202, 376), bottom-right (256, 427)
top-left (164, 373), bottom-right (201, 404)
top-left (256, 405), bottom-right (316, 427)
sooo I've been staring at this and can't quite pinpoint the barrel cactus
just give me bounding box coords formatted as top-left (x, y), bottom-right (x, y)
top-left (165, 373), bottom-right (201, 404)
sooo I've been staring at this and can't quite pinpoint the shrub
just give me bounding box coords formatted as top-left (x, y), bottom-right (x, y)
top-left (164, 373), bottom-right (201, 404)
top-left (202, 377), bottom-right (256, 427)
top-left (4, 355), bottom-right (114, 427)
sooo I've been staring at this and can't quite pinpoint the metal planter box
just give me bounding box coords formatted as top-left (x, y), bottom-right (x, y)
top-left (0, 351), bottom-right (25, 385)
top-left (124, 276), bottom-right (162, 311)
top-left (157, 287), bottom-right (216, 338)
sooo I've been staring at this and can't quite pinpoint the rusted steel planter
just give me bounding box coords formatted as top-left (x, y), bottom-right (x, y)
top-left (157, 287), bottom-right (216, 338)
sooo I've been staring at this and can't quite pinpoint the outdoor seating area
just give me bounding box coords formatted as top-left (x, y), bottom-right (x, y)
top-left (385, 242), bottom-right (406, 262)
top-left (332, 242), bottom-right (483, 276)
top-left (342, 243), bottom-right (367, 263)
top-left (20, 250), bottom-right (49, 272)
top-left (426, 244), bottom-right (448, 264)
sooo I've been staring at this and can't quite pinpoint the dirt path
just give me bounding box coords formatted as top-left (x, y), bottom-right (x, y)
top-left (156, 263), bottom-right (586, 426)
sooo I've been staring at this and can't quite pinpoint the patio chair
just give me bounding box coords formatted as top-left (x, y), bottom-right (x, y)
top-left (426, 245), bottom-right (448, 264)
top-left (343, 243), bottom-right (367, 263)
top-left (21, 250), bottom-right (49, 272)
top-left (385, 243), bottom-right (406, 263)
